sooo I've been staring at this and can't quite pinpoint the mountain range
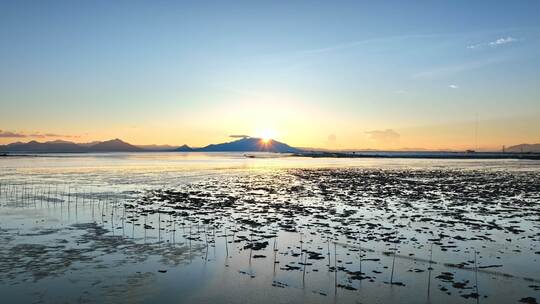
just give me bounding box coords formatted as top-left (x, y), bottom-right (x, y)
top-left (1, 138), bottom-right (538, 154)
top-left (0, 139), bottom-right (142, 153)
top-left (0, 137), bottom-right (299, 153)
top-left (177, 137), bottom-right (299, 153)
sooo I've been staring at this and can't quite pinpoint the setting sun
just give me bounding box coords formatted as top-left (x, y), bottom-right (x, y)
top-left (258, 129), bottom-right (277, 143)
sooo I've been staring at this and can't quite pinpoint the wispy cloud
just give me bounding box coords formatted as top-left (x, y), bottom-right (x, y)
top-left (467, 36), bottom-right (518, 49)
top-left (0, 129), bottom-right (79, 139)
top-left (297, 34), bottom-right (442, 55)
top-left (31, 133), bottom-right (80, 138)
top-left (466, 43), bottom-right (482, 49)
top-left (412, 56), bottom-right (507, 79)
top-left (448, 84), bottom-right (459, 89)
top-left (366, 129), bottom-right (400, 144)
top-left (229, 134), bottom-right (250, 139)
top-left (0, 130), bottom-right (26, 138)
top-left (489, 36), bottom-right (516, 46)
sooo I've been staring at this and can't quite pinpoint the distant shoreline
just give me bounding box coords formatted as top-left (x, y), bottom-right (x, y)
top-left (1, 151), bottom-right (540, 160)
top-left (294, 151), bottom-right (540, 160)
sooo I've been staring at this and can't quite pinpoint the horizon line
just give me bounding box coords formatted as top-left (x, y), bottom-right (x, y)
top-left (0, 137), bottom-right (537, 153)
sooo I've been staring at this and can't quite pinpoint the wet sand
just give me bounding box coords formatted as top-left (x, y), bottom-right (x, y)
top-left (0, 154), bottom-right (538, 303)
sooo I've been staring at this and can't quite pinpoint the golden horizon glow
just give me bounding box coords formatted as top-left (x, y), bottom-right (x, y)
top-left (0, 113), bottom-right (539, 152)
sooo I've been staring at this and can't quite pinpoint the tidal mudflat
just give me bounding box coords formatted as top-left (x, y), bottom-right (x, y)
top-left (0, 153), bottom-right (539, 303)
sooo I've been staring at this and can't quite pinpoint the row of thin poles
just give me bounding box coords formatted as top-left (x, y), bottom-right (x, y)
top-left (0, 182), bottom-right (482, 301)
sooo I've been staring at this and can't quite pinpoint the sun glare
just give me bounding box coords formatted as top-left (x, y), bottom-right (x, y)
top-left (259, 129), bottom-right (277, 143)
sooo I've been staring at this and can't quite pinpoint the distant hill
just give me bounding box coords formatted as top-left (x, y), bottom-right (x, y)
top-left (87, 139), bottom-right (143, 152)
top-left (137, 144), bottom-right (179, 151)
top-left (0, 140), bottom-right (87, 153)
top-left (0, 138), bottom-right (143, 153)
top-left (176, 144), bottom-right (193, 152)
top-left (78, 141), bottom-right (102, 147)
top-left (176, 137), bottom-right (300, 153)
top-left (506, 143), bottom-right (540, 153)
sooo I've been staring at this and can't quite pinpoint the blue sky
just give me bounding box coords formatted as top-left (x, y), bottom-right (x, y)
top-left (1, 1), bottom-right (539, 149)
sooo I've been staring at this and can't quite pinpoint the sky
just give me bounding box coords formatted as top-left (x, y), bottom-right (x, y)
top-left (1, 0), bottom-right (539, 151)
